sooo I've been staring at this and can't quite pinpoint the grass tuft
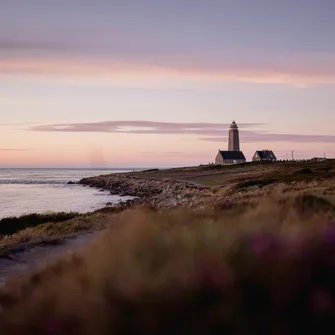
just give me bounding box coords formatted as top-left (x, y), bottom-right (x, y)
top-left (0, 213), bottom-right (79, 236)
top-left (0, 206), bottom-right (128, 252)
top-left (294, 194), bottom-right (335, 214)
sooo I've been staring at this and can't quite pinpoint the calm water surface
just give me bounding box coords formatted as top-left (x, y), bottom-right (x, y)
top-left (0, 168), bottom-right (136, 219)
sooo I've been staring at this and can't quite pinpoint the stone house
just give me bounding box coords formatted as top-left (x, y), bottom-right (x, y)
top-left (215, 150), bottom-right (246, 165)
top-left (252, 150), bottom-right (277, 162)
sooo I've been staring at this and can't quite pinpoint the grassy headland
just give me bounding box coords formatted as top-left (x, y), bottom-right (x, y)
top-left (1, 160), bottom-right (335, 332)
top-left (80, 159), bottom-right (335, 207)
top-left (2, 160), bottom-right (335, 252)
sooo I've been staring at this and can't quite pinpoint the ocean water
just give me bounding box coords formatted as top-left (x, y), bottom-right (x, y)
top-left (0, 168), bottom-right (135, 220)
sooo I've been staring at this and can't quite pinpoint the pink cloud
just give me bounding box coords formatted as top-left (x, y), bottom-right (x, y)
top-left (29, 121), bottom-right (262, 135)
top-left (29, 120), bottom-right (335, 144)
top-left (202, 132), bottom-right (335, 144)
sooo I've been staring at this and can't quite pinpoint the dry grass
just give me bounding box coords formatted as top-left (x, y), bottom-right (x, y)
top-left (0, 213), bottom-right (79, 236)
top-left (1, 194), bottom-right (335, 334)
top-left (0, 207), bottom-right (126, 253)
top-left (121, 160), bottom-right (335, 187)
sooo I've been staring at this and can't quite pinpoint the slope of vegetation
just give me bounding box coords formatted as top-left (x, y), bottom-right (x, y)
top-left (0, 207), bottom-right (126, 253)
top-left (1, 195), bottom-right (335, 333)
top-left (118, 159), bottom-right (335, 187)
top-left (0, 213), bottom-right (79, 236)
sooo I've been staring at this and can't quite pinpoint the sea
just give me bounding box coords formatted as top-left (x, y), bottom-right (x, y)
top-left (0, 168), bottom-right (136, 220)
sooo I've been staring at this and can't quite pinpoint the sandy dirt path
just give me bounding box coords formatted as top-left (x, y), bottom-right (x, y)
top-left (0, 231), bottom-right (99, 285)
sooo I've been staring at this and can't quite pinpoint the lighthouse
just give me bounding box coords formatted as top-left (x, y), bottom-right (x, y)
top-left (228, 120), bottom-right (240, 151)
top-left (214, 120), bottom-right (246, 165)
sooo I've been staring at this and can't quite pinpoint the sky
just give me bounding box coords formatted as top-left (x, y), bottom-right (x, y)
top-left (1, 0), bottom-right (335, 168)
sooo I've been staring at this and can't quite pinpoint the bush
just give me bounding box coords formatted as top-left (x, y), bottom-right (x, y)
top-left (294, 168), bottom-right (313, 174)
top-left (0, 213), bottom-right (79, 236)
top-left (236, 178), bottom-right (278, 189)
top-left (294, 194), bottom-right (335, 214)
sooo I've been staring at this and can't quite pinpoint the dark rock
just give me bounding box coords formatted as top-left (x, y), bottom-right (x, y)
top-left (67, 181), bottom-right (76, 185)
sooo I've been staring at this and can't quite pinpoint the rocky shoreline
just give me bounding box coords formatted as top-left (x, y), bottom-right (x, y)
top-left (79, 174), bottom-right (213, 208)
top-left (79, 169), bottom-right (335, 210)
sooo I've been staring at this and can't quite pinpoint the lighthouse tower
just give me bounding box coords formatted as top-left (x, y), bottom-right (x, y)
top-left (214, 120), bottom-right (246, 165)
top-left (228, 120), bottom-right (240, 151)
